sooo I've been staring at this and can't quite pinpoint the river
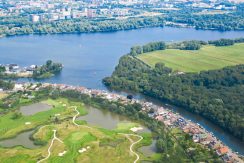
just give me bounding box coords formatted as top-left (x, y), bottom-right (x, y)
top-left (0, 27), bottom-right (243, 154)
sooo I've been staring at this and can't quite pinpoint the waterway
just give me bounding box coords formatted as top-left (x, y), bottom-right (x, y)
top-left (0, 130), bottom-right (39, 149)
top-left (0, 27), bottom-right (243, 154)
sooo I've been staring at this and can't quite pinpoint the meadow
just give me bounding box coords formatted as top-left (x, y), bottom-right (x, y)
top-left (137, 43), bottom-right (244, 72)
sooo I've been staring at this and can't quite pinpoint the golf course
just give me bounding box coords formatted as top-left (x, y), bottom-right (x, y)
top-left (0, 98), bottom-right (155, 163)
top-left (137, 43), bottom-right (244, 72)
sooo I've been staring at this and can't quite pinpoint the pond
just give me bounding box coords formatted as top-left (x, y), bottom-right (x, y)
top-left (20, 103), bottom-right (52, 116)
top-left (77, 106), bottom-right (131, 129)
top-left (0, 130), bottom-right (39, 149)
top-left (138, 140), bottom-right (157, 157)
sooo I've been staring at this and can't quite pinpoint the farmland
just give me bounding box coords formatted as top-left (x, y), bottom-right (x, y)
top-left (137, 43), bottom-right (244, 72)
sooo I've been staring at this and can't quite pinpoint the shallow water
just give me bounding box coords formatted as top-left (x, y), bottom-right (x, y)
top-left (20, 103), bottom-right (52, 116)
top-left (0, 130), bottom-right (39, 149)
top-left (77, 106), bottom-right (130, 129)
top-left (138, 140), bottom-right (157, 157)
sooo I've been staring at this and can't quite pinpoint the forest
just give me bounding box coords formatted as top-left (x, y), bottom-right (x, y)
top-left (103, 55), bottom-right (244, 141)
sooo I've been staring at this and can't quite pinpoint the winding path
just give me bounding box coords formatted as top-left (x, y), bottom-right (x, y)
top-left (72, 105), bottom-right (142, 163)
top-left (37, 130), bottom-right (63, 163)
top-left (72, 106), bottom-right (80, 127)
top-left (71, 106), bottom-right (92, 129)
top-left (119, 133), bottom-right (143, 163)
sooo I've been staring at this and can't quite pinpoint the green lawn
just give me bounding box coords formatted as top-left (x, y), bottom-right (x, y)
top-left (137, 43), bottom-right (244, 72)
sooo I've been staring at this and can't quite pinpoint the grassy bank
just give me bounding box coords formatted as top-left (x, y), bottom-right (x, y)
top-left (137, 43), bottom-right (244, 72)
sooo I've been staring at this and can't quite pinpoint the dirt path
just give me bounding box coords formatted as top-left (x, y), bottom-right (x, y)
top-left (72, 106), bottom-right (80, 126)
top-left (71, 106), bottom-right (92, 129)
top-left (119, 133), bottom-right (143, 163)
top-left (37, 130), bottom-right (63, 163)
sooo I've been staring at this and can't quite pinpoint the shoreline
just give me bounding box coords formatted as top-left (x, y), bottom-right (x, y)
top-left (5, 82), bottom-right (243, 162)
top-left (1, 25), bottom-right (243, 40)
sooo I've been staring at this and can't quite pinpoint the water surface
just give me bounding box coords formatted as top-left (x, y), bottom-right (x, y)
top-left (0, 130), bottom-right (39, 149)
top-left (20, 103), bottom-right (52, 116)
top-left (138, 140), bottom-right (157, 157)
top-left (78, 106), bottom-right (130, 129)
top-left (0, 27), bottom-right (243, 89)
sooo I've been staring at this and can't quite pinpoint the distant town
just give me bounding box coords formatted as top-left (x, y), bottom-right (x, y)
top-left (0, 63), bottom-right (38, 77)
top-left (0, 60), bottom-right (63, 78)
top-left (0, 0), bottom-right (239, 23)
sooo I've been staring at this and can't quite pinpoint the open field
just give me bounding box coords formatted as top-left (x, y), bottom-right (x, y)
top-left (0, 92), bottom-right (8, 99)
top-left (0, 98), bottom-right (155, 163)
top-left (137, 43), bottom-right (244, 72)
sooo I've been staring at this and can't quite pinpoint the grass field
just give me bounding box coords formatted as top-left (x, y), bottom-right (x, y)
top-left (137, 43), bottom-right (244, 72)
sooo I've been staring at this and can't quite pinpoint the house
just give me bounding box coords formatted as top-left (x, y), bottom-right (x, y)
top-left (155, 115), bottom-right (164, 121)
top-left (198, 133), bottom-right (208, 142)
top-left (217, 146), bottom-right (229, 156)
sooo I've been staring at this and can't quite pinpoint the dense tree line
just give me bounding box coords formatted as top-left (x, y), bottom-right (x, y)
top-left (179, 40), bottom-right (202, 50)
top-left (33, 60), bottom-right (62, 78)
top-left (209, 38), bottom-right (234, 46)
top-left (0, 80), bottom-right (14, 90)
top-left (130, 41), bottom-right (166, 56)
top-left (103, 55), bottom-right (244, 141)
top-left (130, 40), bottom-right (203, 56)
top-left (129, 38), bottom-right (243, 56)
top-left (0, 66), bottom-right (6, 73)
top-left (0, 16), bottom-right (164, 37)
top-left (208, 38), bottom-right (244, 46)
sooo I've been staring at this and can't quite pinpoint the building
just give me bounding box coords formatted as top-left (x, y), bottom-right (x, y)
top-left (87, 9), bottom-right (96, 18)
top-left (31, 15), bottom-right (40, 22)
top-left (217, 146), bottom-right (229, 156)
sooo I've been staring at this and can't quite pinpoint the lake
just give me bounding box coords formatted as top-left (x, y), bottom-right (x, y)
top-left (0, 27), bottom-right (244, 154)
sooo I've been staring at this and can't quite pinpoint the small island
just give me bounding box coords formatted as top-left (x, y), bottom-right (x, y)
top-left (0, 60), bottom-right (63, 79)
